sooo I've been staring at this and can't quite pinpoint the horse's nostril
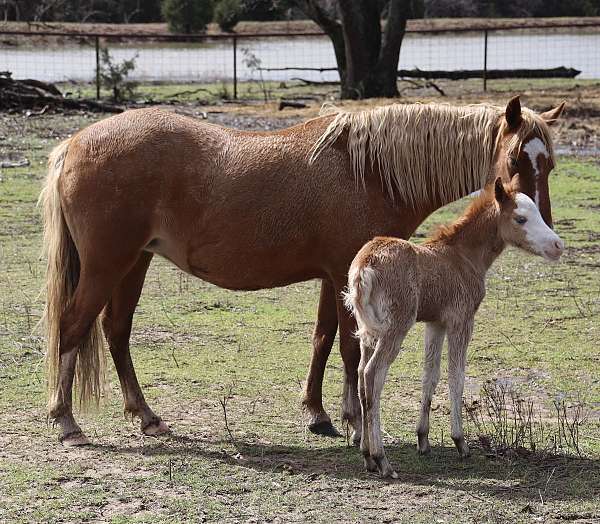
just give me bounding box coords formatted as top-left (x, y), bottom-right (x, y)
top-left (554, 240), bottom-right (564, 251)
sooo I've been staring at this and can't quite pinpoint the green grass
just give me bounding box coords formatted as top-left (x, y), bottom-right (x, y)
top-left (0, 112), bottom-right (599, 523)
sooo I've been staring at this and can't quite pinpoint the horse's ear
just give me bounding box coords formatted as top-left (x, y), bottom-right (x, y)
top-left (505, 96), bottom-right (522, 130)
top-left (494, 177), bottom-right (507, 204)
top-left (540, 101), bottom-right (565, 126)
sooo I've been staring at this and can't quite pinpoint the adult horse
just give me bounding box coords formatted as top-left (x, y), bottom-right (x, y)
top-left (41, 96), bottom-right (564, 445)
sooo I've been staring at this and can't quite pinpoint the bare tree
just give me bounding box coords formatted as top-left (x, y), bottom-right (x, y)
top-left (291, 0), bottom-right (422, 98)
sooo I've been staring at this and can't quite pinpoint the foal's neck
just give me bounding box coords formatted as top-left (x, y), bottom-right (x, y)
top-left (429, 197), bottom-right (505, 275)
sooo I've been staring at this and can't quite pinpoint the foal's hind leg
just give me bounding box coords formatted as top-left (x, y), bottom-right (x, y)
top-left (358, 339), bottom-right (376, 471)
top-left (101, 252), bottom-right (169, 436)
top-left (362, 329), bottom-right (407, 478)
top-left (447, 320), bottom-right (474, 458)
top-left (416, 322), bottom-right (446, 455)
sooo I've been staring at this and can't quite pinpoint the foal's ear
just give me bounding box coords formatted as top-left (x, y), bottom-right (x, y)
top-left (540, 101), bottom-right (566, 126)
top-left (505, 95), bottom-right (522, 130)
top-left (510, 172), bottom-right (522, 191)
top-left (494, 177), bottom-right (507, 204)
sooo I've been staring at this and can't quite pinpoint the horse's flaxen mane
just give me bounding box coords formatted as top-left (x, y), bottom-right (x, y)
top-left (308, 102), bottom-right (554, 208)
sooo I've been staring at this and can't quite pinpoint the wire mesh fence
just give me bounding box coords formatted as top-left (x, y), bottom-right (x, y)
top-left (1, 24), bottom-right (599, 102)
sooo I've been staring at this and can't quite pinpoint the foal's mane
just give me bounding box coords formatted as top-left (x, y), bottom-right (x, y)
top-left (425, 183), bottom-right (516, 245)
top-left (308, 102), bottom-right (553, 208)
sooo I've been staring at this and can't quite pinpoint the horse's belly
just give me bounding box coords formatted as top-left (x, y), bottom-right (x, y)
top-left (147, 237), bottom-right (324, 290)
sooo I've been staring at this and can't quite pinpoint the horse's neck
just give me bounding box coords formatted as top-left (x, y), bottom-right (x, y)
top-left (445, 205), bottom-right (505, 275)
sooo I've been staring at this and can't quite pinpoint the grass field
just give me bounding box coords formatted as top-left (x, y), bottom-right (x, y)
top-left (0, 109), bottom-right (599, 523)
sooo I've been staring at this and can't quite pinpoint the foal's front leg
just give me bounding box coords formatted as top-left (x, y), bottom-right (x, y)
top-left (416, 322), bottom-right (446, 455)
top-left (447, 320), bottom-right (474, 458)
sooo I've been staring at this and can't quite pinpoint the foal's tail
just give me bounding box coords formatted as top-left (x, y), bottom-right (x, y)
top-left (40, 139), bottom-right (106, 410)
top-left (343, 264), bottom-right (386, 346)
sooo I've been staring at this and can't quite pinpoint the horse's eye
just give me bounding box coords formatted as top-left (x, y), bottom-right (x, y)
top-left (515, 216), bottom-right (527, 225)
top-left (509, 157), bottom-right (518, 169)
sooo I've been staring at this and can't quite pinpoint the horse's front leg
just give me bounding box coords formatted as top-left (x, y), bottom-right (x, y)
top-left (302, 279), bottom-right (340, 436)
top-left (447, 319), bottom-right (474, 458)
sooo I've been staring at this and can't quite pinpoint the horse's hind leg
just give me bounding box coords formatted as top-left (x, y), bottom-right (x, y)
top-left (50, 271), bottom-right (125, 445)
top-left (336, 292), bottom-right (363, 445)
top-left (302, 279), bottom-right (339, 437)
top-left (101, 251), bottom-right (169, 436)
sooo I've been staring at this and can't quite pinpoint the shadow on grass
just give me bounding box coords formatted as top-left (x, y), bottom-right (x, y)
top-left (93, 433), bottom-right (600, 503)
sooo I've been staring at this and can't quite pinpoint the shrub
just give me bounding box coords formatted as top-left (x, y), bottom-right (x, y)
top-left (161, 0), bottom-right (214, 33)
top-left (99, 48), bottom-right (138, 102)
top-left (214, 0), bottom-right (241, 32)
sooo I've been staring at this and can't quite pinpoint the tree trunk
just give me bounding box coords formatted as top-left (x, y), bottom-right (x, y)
top-left (295, 0), bottom-right (417, 99)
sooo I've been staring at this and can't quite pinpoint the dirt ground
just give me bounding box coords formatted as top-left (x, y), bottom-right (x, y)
top-left (0, 92), bottom-right (599, 523)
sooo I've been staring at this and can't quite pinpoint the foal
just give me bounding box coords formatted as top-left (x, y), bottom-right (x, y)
top-left (344, 177), bottom-right (564, 478)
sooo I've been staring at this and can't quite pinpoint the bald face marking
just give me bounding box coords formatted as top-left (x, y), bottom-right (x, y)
top-left (522, 138), bottom-right (549, 208)
top-left (512, 193), bottom-right (563, 260)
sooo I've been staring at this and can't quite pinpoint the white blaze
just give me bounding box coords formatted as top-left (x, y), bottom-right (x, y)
top-left (522, 138), bottom-right (549, 208)
top-left (514, 193), bottom-right (563, 260)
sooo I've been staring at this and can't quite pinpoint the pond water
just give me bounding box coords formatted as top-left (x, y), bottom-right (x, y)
top-left (2, 31), bottom-right (599, 83)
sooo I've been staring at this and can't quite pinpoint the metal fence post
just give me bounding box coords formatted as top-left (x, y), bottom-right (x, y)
top-left (483, 29), bottom-right (488, 92)
top-left (233, 35), bottom-right (238, 99)
top-left (95, 35), bottom-right (100, 100)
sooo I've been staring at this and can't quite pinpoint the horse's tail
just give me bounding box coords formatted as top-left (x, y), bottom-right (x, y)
top-left (39, 139), bottom-right (106, 410)
top-left (343, 263), bottom-right (386, 347)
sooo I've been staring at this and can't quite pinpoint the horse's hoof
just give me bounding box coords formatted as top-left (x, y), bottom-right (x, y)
top-left (143, 419), bottom-right (171, 436)
top-left (417, 439), bottom-right (431, 455)
top-left (60, 431), bottom-right (91, 447)
top-left (351, 431), bottom-right (362, 447)
top-left (308, 420), bottom-right (341, 437)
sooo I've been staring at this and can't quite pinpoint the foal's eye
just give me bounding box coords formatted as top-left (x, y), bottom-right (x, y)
top-left (515, 216), bottom-right (527, 225)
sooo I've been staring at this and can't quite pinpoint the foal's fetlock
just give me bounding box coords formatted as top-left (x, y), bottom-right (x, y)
top-left (452, 435), bottom-right (471, 458)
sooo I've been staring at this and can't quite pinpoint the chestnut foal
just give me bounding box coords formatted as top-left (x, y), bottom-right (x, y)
top-left (345, 178), bottom-right (564, 478)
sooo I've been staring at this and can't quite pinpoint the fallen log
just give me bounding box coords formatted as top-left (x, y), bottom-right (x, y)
top-left (0, 71), bottom-right (122, 113)
top-left (397, 66), bottom-right (580, 80)
top-left (278, 99), bottom-right (307, 110)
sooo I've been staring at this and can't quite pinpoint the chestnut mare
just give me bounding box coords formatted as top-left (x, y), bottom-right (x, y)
top-left (40, 96), bottom-right (564, 445)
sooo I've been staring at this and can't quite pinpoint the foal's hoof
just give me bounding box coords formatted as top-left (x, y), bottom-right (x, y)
top-left (60, 431), bottom-right (91, 447)
top-left (308, 420), bottom-right (341, 438)
top-left (142, 419), bottom-right (171, 437)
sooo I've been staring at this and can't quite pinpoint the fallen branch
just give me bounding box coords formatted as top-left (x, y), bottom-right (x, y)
top-left (0, 158), bottom-right (29, 168)
top-left (398, 66), bottom-right (580, 80)
top-left (278, 99), bottom-right (307, 110)
top-left (259, 66), bottom-right (337, 73)
top-left (290, 77), bottom-right (340, 86)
